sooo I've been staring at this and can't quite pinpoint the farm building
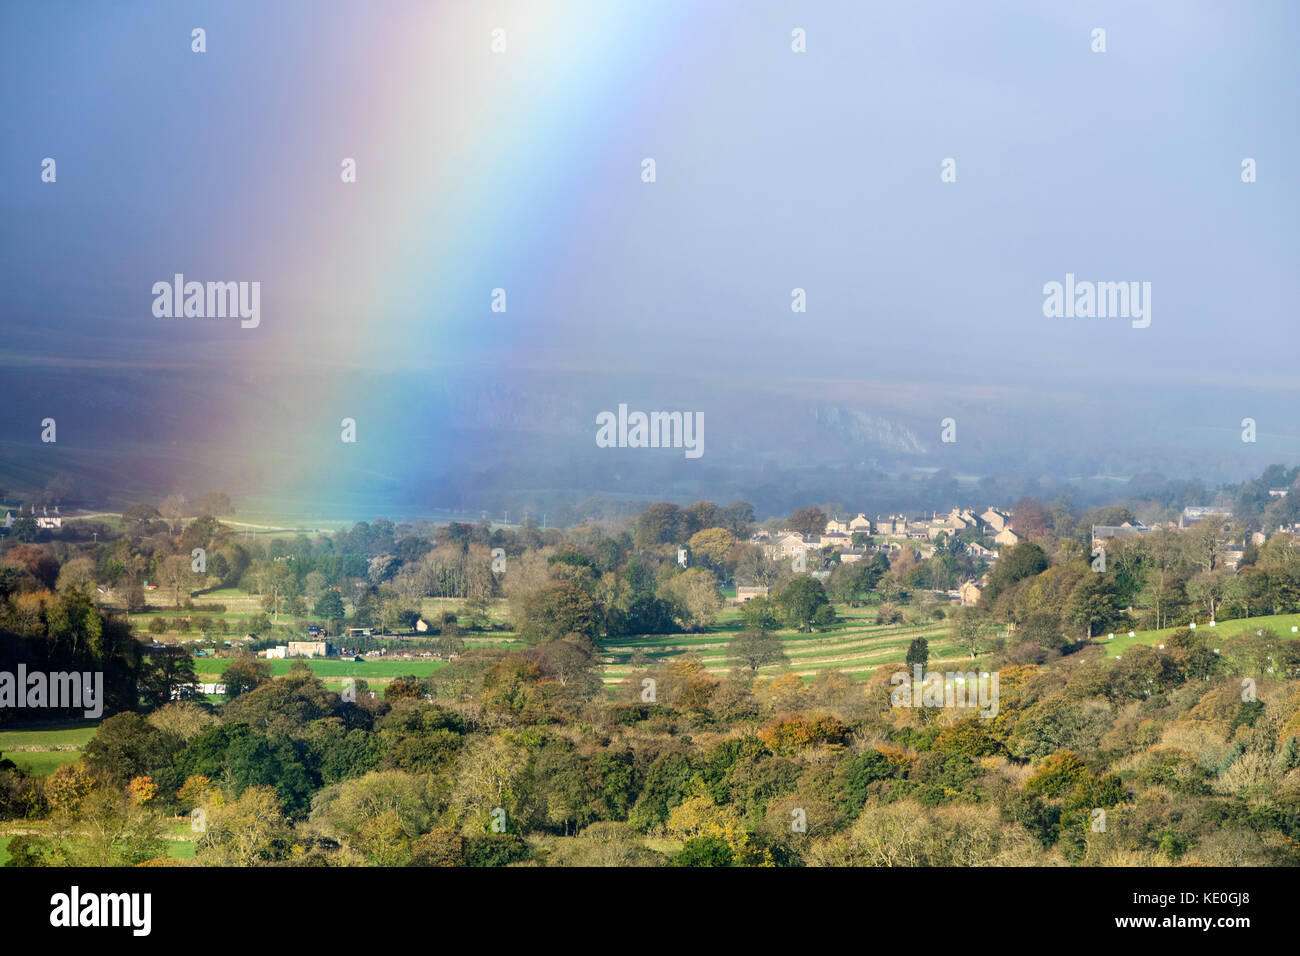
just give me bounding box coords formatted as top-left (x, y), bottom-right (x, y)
top-left (288, 640), bottom-right (332, 659)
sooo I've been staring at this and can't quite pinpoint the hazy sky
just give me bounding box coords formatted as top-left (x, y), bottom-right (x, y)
top-left (1, 1), bottom-right (1296, 511)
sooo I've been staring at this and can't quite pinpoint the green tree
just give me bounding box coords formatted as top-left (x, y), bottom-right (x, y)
top-left (1065, 576), bottom-right (1122, 640)
top-left (11, 506), bottom-right (37, 542)
top-left (518, 580), bottom-right (603, 645)
top-left (673, 836), bottom-right (733, 867)
top-left (777, 577), bottom-right (829, 632)
top-left (984, 541), bottom-right (1049, 604)
top-left (830, 556), bottom-right (887, 605)
top-left (717, 501), bottom-right (756, 538)
top-left (138, 645), bottom-right (199, 708)
top-left (906, 636), bottom-right (929, 669)
top-left (314, 589), bottom-right (346, 633)
top-left (739, 595), bottom-right (780, 631)
top-left (223, 657), bottom-right (272, 698)
top-left (636, 503), bottom-right (683, 547)
top-left (83, 713), bottom-right (181, 784)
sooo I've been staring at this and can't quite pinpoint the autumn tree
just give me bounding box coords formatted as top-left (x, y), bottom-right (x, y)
top-left (788, 507), bottom-right (828, 537)
top-left (636, 503), bottom-right (683, 546)
top-left (952, 607), bottom-right (992, 658)
top-left (660, 568), bottom-right (723, 631)
top-left (686, 528), bottom-right (737, 569)
top-left (223, 658), bottom-right (272, 698)
top-left (55, 557), bottom-right (96, 595)
top-left (159, 494), bottom-right (188, 522)
top-left (158, 554), bottom-right (196, 607)
top-left (193, 492), bottom-right (233, 515)
top-left (195, 785), bottom-right (294, 866)
top-left (728, 630), bottom-right (788, 672)
top-left (1187, 569), bottom-right (1231, 621)
top-left (1010, 497), bottom-right (1051, 540)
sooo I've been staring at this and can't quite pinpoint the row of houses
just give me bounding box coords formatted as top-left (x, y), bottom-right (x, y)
top-left (1091, 520), bottom-right (1152, 548)
top-left (753, 531), bottom-right (876, 564)
top-left (746, 498), bottom-right (1295, 610)
top-left (747, 506), bottom-right (1027, 609)
top-left (927, 508), bottom-right (1022, 546)
top-left (2, 507), bottom-right (63, 530)
top-left (829, 507), bottom-right (1021, 545)
top-left (755, 506), bottom-right (1020, 563)
top-left (1091, 508), bottom-right (1300, 572)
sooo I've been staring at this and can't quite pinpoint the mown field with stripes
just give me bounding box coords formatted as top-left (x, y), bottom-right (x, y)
top-left (600, 605), bottom-right (969, 685)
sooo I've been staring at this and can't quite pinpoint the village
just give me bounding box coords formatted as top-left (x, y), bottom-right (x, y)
top-left (739, 506), bottom-right (1023, 608)
top-left (742, 493), bottom-right (1299, 609)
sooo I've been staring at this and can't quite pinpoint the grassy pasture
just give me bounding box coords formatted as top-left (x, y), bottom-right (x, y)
top-left (0, 722), bottom-right (98, 777)
top-left (1092, 612), bottom-right (1300, 658)
top-left (598, 614), bottom-right (978, 684)
top-left (192, 658), bottom-right (449, 680)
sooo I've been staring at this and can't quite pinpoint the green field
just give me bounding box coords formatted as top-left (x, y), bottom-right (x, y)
top-left (193, 658), bottom-right (449, 679)
top-left (0, 724), bottom-right (97, 750)
top-left (0, 829), bottom-right (195, 864)
top-left (0, 722), bottom-right (98, 777)
top-left (599, 610), bottom-right (977, 685)
top-left (126, 587), bottom-right (522, 646)
top-left (162, 820), bottom-right (198, 860)
top-left (1092, 612), bottom-right (1300, 658)
top-left (127, 584), bottom-right (301, 641)
top-left (602, 607), bottom-right (1300, 686)
top-left (7, 750), bottom-right (81, 776)
top-left (420, 596), bottom-right (514, 625)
